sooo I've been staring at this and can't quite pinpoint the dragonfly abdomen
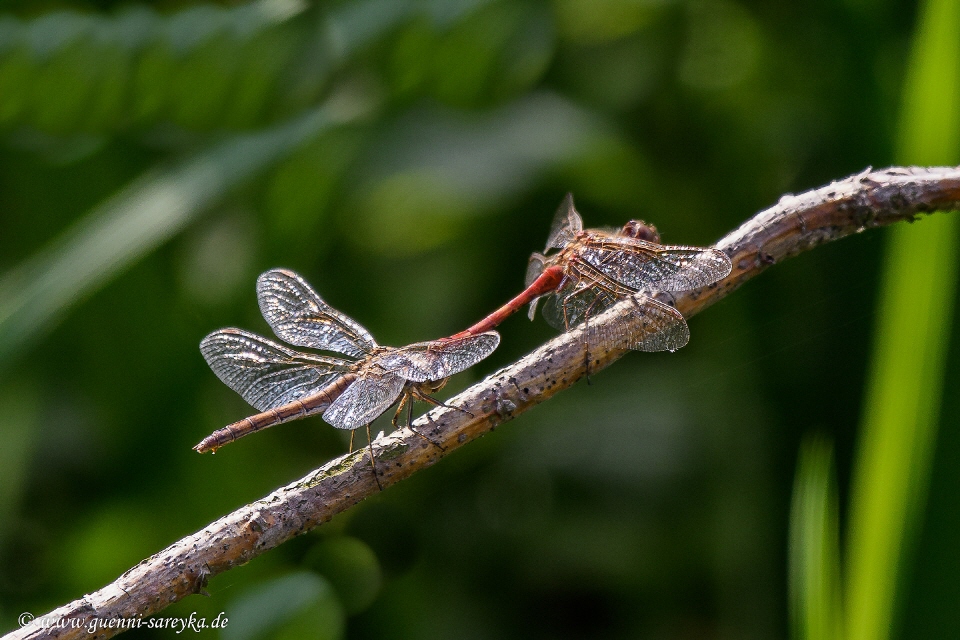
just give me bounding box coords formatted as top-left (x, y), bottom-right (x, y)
top-left (194, 373), bottom-right (359, 453)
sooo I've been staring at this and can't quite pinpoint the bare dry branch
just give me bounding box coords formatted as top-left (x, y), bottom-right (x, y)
top-left (7, 165), bottom-right (960, 640)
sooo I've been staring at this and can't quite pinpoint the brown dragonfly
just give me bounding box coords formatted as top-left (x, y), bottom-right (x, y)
top-left (449, 193), bottom-right (732, 352)
top-left (195, 269), bottom-right (500, 459)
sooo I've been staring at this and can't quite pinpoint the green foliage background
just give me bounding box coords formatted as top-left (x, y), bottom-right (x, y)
top-left (0, 0), bottom-right (958, 638)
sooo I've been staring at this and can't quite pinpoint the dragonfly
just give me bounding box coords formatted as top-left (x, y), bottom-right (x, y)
top-left (194, 269), bottom-right (500, 468)
top-left (449, 193), bottom-right (732, 352)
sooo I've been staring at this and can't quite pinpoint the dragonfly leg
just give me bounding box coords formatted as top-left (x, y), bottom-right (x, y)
top-left (561, 294), bottom-right (594, 384)
top-left (402, 391), bottom-right (446, 452)
top-left (418, 392), bottom-right (475, 419)
top-left (394, 391), bottom-right (450, 451)
top-left (391, 393), bottom-right (409, 430)
top-left (388, 392), bottom-right (441, 450)
top-left (581, 295), bottom-right (606, 386)
top-left (407, 424), bottom-right (444, 452)
top-left (581, 309), bottom-right (593, 384)
top-left (366, 424), bottom-right (382, 491)
top-left (583, 342), bottom-right (593, 384)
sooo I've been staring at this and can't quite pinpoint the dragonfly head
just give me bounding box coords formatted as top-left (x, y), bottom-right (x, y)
top-left (620, 220), bottom-right (661, 243)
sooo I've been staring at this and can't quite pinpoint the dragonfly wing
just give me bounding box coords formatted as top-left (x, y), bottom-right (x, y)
top-left (525, 253), bottom-right (547, 320)
top-left (541, 282), bottom-right (617, 331)
top-left (200, 329), bottom-right (351, 411)
top-left (525, 253), bottom-right (547, 287)
top-left (322, 371), bottom-right (406, 430)
top-left (375, 332), bottom-right (501, 382)
top-left (540, 272), bottom-right (689, 351)
top-left (256, 269), bottom-right (378, 358)
top-left (584, 295), bottom-right (690, 352)
top-left (373, 348), bottom-right (441, 382)
top-left (582, 240), bottom-right (732, 292)
top-left (427, 332), bottom-right (501, 378)
top-left (544, 193), bottom-right (583, 251)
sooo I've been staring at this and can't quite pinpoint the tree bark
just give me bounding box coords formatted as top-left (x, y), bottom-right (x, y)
top-left (6, 165), bottom-right (960, 640)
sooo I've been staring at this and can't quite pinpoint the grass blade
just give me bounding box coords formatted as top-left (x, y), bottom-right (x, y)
top-left (845, 1), bottom-right (960, 638)
top-left (789, 436), bottom-right (842, 640)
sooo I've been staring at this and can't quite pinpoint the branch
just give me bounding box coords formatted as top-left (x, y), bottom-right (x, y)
top-left (8, 166), bottom-right (960, 640)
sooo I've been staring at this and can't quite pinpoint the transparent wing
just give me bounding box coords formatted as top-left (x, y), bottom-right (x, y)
top-left (539, 277), bottom-right (690, 352)
top-left (525, 253), bottom-right (548, 320)
top-left (580, 238), bottom-right (732, 292)
top-left (544, 193), bottom-right (583, 251)
top-left (524, 253), bottom-right (547, 288)
top-left (256, 269), bottom-right (377, 358)
top-left (200, 328), bottom-right (352, 412)
top-left (539, 259), bottom-right (624, 331)
top-left (541, 284), bottom-right (610, 332)
top-left (584, 295), bottom-right (690, 352)
top-left (374, 332), bottom-right (501, 382)
top-left (322, 371), bottom-right (406, 430)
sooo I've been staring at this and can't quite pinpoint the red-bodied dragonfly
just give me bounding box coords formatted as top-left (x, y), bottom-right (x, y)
top-left (450, 193), bottom-right (732, 352)
top-left (195, 269), bottom-right (500, 462)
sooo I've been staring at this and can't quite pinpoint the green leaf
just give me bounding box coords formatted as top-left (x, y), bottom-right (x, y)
top-left (789, 436), bottom-right (842, 640)
top-left (845, 0), bottom-right (960, 638)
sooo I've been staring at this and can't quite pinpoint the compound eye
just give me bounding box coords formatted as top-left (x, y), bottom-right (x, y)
top-left (621, 220), bottom-right (661, 243)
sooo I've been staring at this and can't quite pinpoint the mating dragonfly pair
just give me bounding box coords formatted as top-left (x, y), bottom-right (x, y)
top-left (195, 194), bottom-right (732, 462)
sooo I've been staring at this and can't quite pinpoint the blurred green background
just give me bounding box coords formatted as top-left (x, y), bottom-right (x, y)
top-left (1, 0), bottom-right (958, 638)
